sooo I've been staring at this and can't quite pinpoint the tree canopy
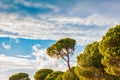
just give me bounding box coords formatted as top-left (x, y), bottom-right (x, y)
top-left (9, 72), bottom-right (30, 80)
top-left (45, 71), bottom-right (63, 80)
top-left (99, 25), bottom-right (120, 76)
top-left (62, 67), bottom-right (79, 80)
top-left (34, 69), bottom-right (53, 80)
top-left (55, 73), bottom-right (64, 80)
top-left (75, 42), bottom-right (104, 80)
top-left (47, 38), bottom-right (76, 71)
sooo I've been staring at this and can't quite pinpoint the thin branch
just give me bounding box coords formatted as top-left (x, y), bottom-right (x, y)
top-left (58, 51), bottom-right (68, 62)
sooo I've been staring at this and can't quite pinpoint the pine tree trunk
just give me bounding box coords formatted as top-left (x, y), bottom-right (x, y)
top-left (67, 55), bottom-right (71, 71)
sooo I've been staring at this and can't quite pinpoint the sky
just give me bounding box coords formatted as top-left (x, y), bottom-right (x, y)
top-left (0, 0), bottom-right (120, 80)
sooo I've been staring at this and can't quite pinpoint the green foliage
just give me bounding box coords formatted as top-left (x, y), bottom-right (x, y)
top-left (45, 71), bottom-right (63, 80)
top-left (34, 69), bottom-right (53, 80)
top-left (47, 38), bottom-right (76, 71)
top-left (99, 25), bottom-right (120, 76)
top-left (103, 73), bottom-right (120, 80)
top-left (55, 73), bottom-right (64, 80)
top-left (47, 38), bottom-right (76, 58)
top-left (9, 72), bottom-right (30, 80)
top-left (8, 25), bottom-right (120, 80)
top-left (62, 67), bottom-right (79, 80)
top-left (75, 42), bottom-right (104, 80)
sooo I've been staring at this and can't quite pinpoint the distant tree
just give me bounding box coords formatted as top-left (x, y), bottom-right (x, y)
top-left (99, 25), bottom-right (120, 76)
top-left (62, 67), bottom-right (79, 80)
top-left (75, 42), bottom-right (104, 80)
top-left (34, 69), bottom-right (53, 80)
top-left (47, 38), bottom-right (76, 71)
top-left (9, 72), bottom-right (30, 80)
top-left (45, 71), bottom-right (63, 80)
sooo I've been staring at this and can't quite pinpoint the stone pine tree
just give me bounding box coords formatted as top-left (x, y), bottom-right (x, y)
top-left (45, 71), bottom-right (63, 80)
top-left (47, 38), bottom-right (76, 71)
top-left (9, 72), bottom-right (30, 80)
top-left (34, 69), bottom-right (53, 80)
top-left (99, 25), bottom-right (120, 77)
top-left (75, 42), bottom-right (104, 80)
top-left (55, 72), bottom-right (64, 80)
top-left (62, 67), bottom-right (79, 80)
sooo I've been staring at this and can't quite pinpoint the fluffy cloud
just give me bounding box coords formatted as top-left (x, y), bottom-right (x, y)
top-left (17, 55), bottom-right (31, 58)
top-left (2, 42), bottom-right (11, 50)
top-left (0, 13), bottom-right (119, 46)
top-left (0, 44), bottom-right (76, 80)
top-left (0, 54), bottom-right (36, 68)
top-left (32, 44), bottom-right (72, 71)
top-left (0, 54), bottom-right (36, 80)
top-left (0, 74), bottom-right (6, 80)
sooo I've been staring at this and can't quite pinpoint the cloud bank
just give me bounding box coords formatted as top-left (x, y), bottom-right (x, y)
top-left (0, 44), bottom-right (76, 80)
top-left (0, 13), bottom-right (119, 46)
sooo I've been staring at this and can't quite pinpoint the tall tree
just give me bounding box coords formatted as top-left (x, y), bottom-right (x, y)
top-left (34, 69), bottom-right (53, 80)
top-left (9, 72), bottom-right (30, 80)
top-left (75, 42), bottom-right (104, 80)
top-left (99, 25), bottom-right (120, 77)
top-left (47, 38), bottom-right (76, 71)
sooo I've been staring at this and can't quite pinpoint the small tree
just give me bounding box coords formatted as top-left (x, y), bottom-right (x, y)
top-left (9, 72), bottom-right (30, 80)
top-left (34, 69), bottom-right (53, 80)
top-left (47, 38), bottom-right (76, 71)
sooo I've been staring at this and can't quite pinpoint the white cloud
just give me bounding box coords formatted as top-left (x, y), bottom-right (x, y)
top-left (0, 13), bottom-right (119, 46)
top-left (47, 14), bottom-right (119, 26)
top-left (17, 55), bottom-right (31, 58)
top-left (0, 44), bottom-right (76, 80)
top-left (2, 42), bottom-right (11, 50)
top-left (15, 38), bottom-right (19, 43)
top-left (0, 74), bottom-right (7, 80)
top-left (32, 44), bottom-right (74, 71)
top-left (32, 44), bottom-right (42, 52)
top-left (0, 54), bottom-right (36, 68)
top-left (10, 38), bottom-right (20, 43)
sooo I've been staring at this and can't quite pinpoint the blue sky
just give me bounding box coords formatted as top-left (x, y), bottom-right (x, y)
top-left (0, 0), bottom-right (120, 80)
